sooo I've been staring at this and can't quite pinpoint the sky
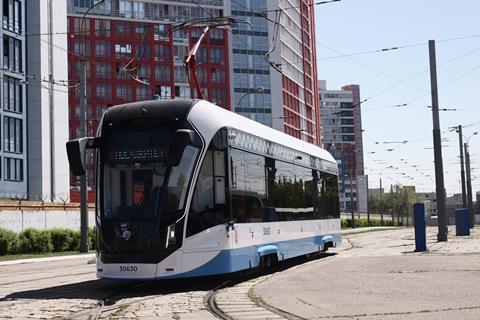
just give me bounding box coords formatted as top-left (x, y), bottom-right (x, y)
top-left (314, 0), bottom-right (480, 196)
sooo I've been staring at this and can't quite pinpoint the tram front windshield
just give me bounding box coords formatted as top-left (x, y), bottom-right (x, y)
top-left (101, 129), bottom-right (198, 222)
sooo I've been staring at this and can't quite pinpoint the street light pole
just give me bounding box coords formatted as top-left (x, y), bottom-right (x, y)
top-left (78, 0), bottom-right (105, 253)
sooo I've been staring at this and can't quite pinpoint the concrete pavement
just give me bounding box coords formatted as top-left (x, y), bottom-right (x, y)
top-left (253, 227), bottom-right (480, 320)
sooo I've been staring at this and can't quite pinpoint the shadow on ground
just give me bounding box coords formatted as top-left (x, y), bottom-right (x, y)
top-left (1, 252), bottom-right (336, 305)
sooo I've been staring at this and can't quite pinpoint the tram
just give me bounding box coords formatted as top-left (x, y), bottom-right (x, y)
top-left (67, 99), bottom-right (341, 279)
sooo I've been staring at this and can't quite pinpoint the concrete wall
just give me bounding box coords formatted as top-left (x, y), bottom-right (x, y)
top-left (0, 211), bottom-right (95, 233)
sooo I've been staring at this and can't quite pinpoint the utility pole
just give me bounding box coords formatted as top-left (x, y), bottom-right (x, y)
top-left (428, 40), bottom-right (448, 242)
top-left (456, 125), bottom-right (467, 208)
top-left (350, 165), bottom-right (355, 228)
top-left (366, 175), bottom-right (370, 226)
top-left (79, 61), bottom-right (89, 253)
top-left (48, 0), bottom-right (56, 202)
top-left (465, 143), bottom-right (474, 227)
top-left (380, 176), bottom-right (384, 225)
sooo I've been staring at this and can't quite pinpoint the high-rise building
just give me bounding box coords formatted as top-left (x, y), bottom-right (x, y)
top-left (27, 1), bottom-right (70, 201)
top-left (66, 0), bottom-right (320, 198)
top-left (230, 0), bottom-right (320, 145)
top-left (0, 1), bottom-right (69, 201)
top-left (319, 80), bottom-right (366, 212)
top-left (1, 0), bottom-right (27, 198)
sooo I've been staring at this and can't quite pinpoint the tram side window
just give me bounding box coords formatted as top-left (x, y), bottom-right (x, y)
top-left (273, 161), bottom-right (316, 221)
top-left (317, 171), bottom-right (340, 219)
top-left (187, 150), bottom-right (229, 237)
top-left (230, 148), bottom-right (267, 223)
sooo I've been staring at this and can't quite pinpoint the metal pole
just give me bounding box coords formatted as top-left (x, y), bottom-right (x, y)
top-left (79, 61), bottom-right (89, 253)
top-left (366, 175), bottom-right (370, 226)
top-left (429, 40), bottom-right (448, 242)
top-left (465, 143), bottom-right (474, 227)
top-left (48, 0), bottom-right (55, 202)
top-left (457, 125), bottom-right (467, 208)
top-left (380, 176), bottom-right (384, 225)
top-left (350, 164), bottom-right (355, 228)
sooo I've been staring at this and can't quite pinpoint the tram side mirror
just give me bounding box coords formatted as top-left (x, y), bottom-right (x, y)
top-left (167, 129), bottom-right (195, 166)
top-left (66, 137), bottom-right (100, 176)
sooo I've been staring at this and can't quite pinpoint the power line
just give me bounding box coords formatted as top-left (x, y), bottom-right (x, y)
top-left (262, 0), bottom-right (341, 14)
top-left (318, 33), bottom-right (480, 60)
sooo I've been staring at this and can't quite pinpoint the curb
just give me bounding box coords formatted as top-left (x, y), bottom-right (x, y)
top-left (0, 253), bottom-right (96, 266)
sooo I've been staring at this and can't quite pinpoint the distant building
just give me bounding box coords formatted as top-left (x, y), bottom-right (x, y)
top-left (319, 80), bottom-right (366, 212)
top-left (417, 192), bottom-right (437, 216)
top-left (403, 186), bottom-right (416, 195)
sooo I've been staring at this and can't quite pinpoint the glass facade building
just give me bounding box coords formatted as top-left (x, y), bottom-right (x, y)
top-left (1, 0), bottom-right (27, 198)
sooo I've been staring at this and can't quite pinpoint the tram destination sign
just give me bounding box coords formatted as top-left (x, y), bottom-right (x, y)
top-left (106, 148), bottom-right (167, 163)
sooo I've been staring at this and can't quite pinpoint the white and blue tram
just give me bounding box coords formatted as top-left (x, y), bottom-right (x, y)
top-left (67, 99), bottom-right (341, 280)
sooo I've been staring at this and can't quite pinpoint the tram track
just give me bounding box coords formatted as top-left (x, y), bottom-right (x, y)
top-left (203, 280), bottom-right (232, 319)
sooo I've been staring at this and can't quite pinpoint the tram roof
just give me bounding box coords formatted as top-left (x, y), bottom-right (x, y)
top-left (188, 100), bottom-right (336, 164)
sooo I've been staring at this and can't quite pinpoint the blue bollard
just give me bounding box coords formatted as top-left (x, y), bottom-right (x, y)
top-left (455, 208), bottom-right (470, 236)
top-left (414, 203), bottom-right (427, 252)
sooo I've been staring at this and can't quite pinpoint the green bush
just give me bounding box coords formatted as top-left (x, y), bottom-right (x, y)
top-left (50, 228), bottom-right (79, 252)
top-left (88, 228), bottom-right (96, 250)
top-left (69, 230), bottom-right (81, 251)
top-left (341, 218), bottom-right (397, 228)
top-left (18, 228), bottom-right (53, 254)
top-left (0, 228), bottom-right (18, 255)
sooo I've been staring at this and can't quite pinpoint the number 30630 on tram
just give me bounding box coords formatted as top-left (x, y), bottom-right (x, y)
top-left (66, 99), bottom-right (341, 280)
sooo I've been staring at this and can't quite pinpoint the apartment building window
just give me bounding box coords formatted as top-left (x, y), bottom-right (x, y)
top-left (209, 29), bottom-right (225, 45)
top-left (155, 65), bottom-right (170, 82)
top-left (116, 84), bottom-right (132, 101)
top-left (197, 47), bottom-right (207, 64)
top-left (154, 44), bottom-right (170, 62)
top-left (95, 40), bottom-right (111, 57)
top-left (95, 62), bottom-right (111, 79)
top-left (210, 88), bottom-right (227, 106)
top-left (4, 158), bottom-right (22, 181)
top-left (174, 66), bottom-right (187, 83)
top-left (197, 67), bottom-right (208, 84)
top-left (154, 25), bottom-right (169, 41)
top-left (114, 42), bottom-right (132, 59)
top-left (3, 76), bottom-right (22, 113)
top-left (95, 19), bottom-right (110, 37)
top-left (136, 44), bottom-right (150, 60)
top-left (135, 23), bottom-right (149, 37)
top-left (174, 86), bottom-right (190, 99)
top-left (74, 104), bottom-right (92, 120)
top-left (211, 68), bottom-right (225, 83)
top-left (137, 64), bottom-right (151, 79)
top-left (173, 45), bottom-right (187, 63)
top-left (3, 116), bottom-right (22, 153)
top-left (3, 0), bottom-right (22, 33)
top-left (115, 21), bottom-right (131, 37)
top-left (155, 86), bottom-right (171, 99)
top-left (96, 83), bottom-right (112, 100)
top-left (136, 86), bottom-right (151, 101)
top-left (74, 40), bottom-right (90, 56)
top-left (73, 17), bottom-right (90, 36)
top-left (3, 35), bottom-right (21, 72)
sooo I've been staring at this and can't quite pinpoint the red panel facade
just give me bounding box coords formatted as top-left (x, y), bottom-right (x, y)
top-left (67, 16), bottom-right (230, 202)
top-left (282, 0), bottom-right (319, 146)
